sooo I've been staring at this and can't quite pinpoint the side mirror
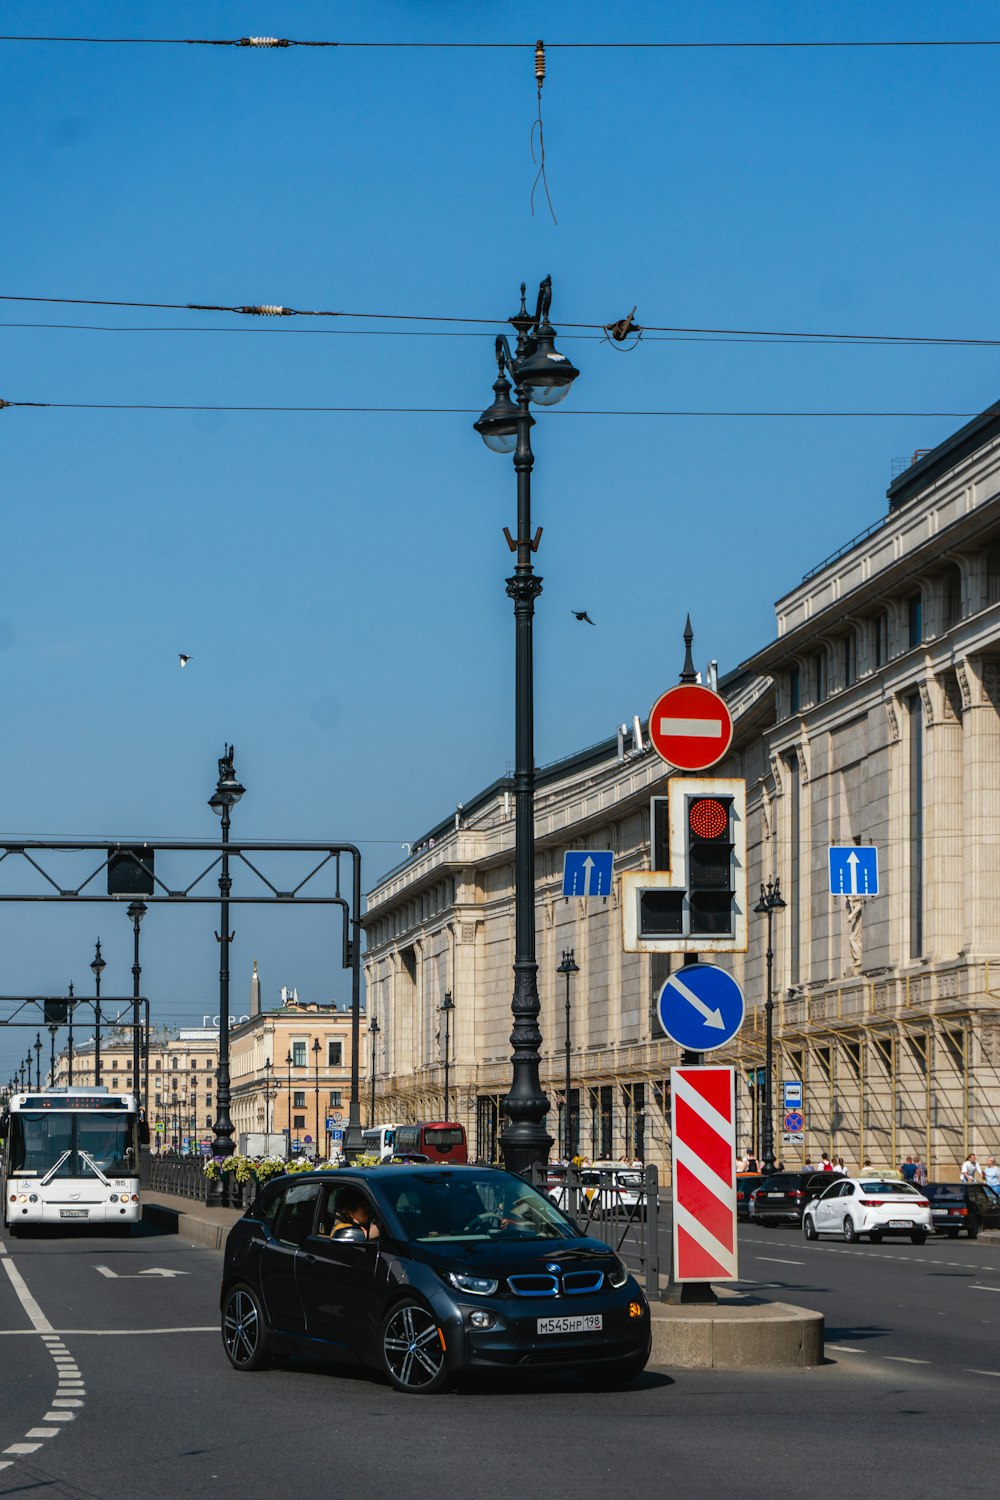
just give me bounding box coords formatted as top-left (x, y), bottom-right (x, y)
top-left (331, 1225), bottom-right (368, 1245)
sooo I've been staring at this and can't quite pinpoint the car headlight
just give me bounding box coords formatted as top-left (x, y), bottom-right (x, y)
top-left (445, 1271), bottom-right (499, 1296)
top-left (609, 1257), bottom-right (629, 1288)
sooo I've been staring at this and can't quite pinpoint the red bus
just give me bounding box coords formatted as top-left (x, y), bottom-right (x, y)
top-left (392, 1121), bottom-right (468, 1164)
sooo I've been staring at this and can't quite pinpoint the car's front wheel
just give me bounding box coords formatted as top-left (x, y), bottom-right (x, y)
top-left (580, 1350), bottom-right (649, 1389)
top-left (381, 1299), bottom-right (450, 1394)
top-left (802, 1215), bottom-right (818, 1241)
top-left (222, 1284), bottom-right (271, 1371)
top-left (843, 1216), bottom-right (858, 1243)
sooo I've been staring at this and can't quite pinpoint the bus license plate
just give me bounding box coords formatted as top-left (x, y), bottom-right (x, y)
top-left (537, 1314), bottom-right (602, 1335)
top-left (59, 1209), bottom-right (89, 1219)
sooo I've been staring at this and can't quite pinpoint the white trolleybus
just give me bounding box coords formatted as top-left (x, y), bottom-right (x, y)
top-left (1, 1087), bottom-right (145, 1234)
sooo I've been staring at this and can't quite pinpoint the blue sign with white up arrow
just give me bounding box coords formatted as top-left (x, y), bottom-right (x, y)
top-left (656, 963), bottom-right (746, 1053)
top-left (828, 846), bottom-right (879, 896)
top-left (562, 850), bottom-right (614, 898)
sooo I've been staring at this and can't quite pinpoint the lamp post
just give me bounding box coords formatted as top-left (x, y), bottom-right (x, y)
top-left (285, 1049), bottom-right (293, 1160)
top-left (475, 275), bottom-right (579, 1173)
top-left (126, 901), bottom-right (146, 1105)
top-left (263, 1058), bottom-right (273, 1136)
top-left (48, 1024), bottom-right (57, 1086)
top-left (90, 938), bottom-right (106, 1086)
top-left (439, 991), bottom-right (454, 1121)
top-left (207, 745), bottom-right (245, 1202)
top-left (34, 1033), bottom-right (42, 1091)
top-left (556, 950), bottom-right (579, 1160)
top-left (368, 1015), bottom-right (380, 1129)
top-left (67, 982), bottom-right (75, 1087)
top-left (312, 1038), bottom-right (321, 1161)
top-left (754, 877), bottom-right (787, 1176)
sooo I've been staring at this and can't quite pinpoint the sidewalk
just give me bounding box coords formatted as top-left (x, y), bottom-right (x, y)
top-left (142, 1189), bottom-right (245, 1252)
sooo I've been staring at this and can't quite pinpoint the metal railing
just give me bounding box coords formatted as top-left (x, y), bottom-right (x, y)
top-left (530, 1163), bottom-right (660, 1299)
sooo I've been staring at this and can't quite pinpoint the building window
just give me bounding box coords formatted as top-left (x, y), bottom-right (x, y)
top-left (205, 1116), bottom-right (212, 1128)
top-left (987, 546), bottom-right (1000, 605)
top-left (909, 693), bottom-right (924, 958)
top-left (293, 1090), bottom-right (306, 1108)
top-left (206, 1096), bottom-right (212, 1109)
top-left (842, 633), bottom-right (856, 688)
top-left (943, 566), bottom-right (963, 630)
top-left (789, 666), bottom-right (801, 714)
top-left (328, 1090), bottom-right (342, 1109)
top-left (907, 594), bottom-right (923, 649)
top-left (171, 1057), bottom-right (179, 1070)
top-left (873, 612), bottom-right (888, 669)
top-left (293, 1115), bottom-right (306, 1130)
top-left (292, 1041), bottom-right (307, 1068)
top-left (155, 1060), bottom-right (161, 1072)
top-left (328, 1041), bottom-right (342, 1067)
top-left (155, 1093), bottom-right (162, 1107)
top-left (191, 1059), bottom-right (198, 1069)
top-left (812, 650), bottom-right (827, 703)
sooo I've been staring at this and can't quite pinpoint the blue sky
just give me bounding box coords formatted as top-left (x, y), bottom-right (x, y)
top-left (1, 1), bottom-right (998, 1075)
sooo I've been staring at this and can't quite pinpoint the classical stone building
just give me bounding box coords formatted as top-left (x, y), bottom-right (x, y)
top-left (229, 966), bottom-right (355, 1157)
top-left (363, 399), bottom-right (1000, 1175)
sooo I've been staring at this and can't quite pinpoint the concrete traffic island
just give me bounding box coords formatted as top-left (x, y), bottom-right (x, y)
top-left (649, 1287), bottom-right (824, 1369)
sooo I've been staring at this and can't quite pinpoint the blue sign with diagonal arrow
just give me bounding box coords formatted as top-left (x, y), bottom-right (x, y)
top-left (656, 963), bottom-right (746, 1053)
top-left (562, 850), bottom-right (614, 898)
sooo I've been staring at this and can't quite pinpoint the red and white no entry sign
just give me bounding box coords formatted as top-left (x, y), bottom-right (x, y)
top-left (649, 683), bottom-right (733, 771)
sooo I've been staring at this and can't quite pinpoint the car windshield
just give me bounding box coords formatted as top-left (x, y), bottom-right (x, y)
top-left (388, 1170), bottom-right (578, 1243)
top-left (10, 1111), bottom-right (135, 1178)
top-left (859, 1181), bottom-right (921, 1195)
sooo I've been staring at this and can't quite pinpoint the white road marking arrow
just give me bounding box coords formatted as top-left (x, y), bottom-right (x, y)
top-left (94, 1266), bottom-right (189, 1279)
top-left (668, 974), bottom-right (726, 1030)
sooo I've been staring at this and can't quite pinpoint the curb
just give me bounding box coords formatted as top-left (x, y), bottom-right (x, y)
top-left (649, 1295), bottom-right (824, 1370)
top-left (142, 1202), bottom-right (225, 1252)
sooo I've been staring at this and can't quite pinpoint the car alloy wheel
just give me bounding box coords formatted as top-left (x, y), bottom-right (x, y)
top-left (802, 1215), bottom-right (818, 1241)
top-left (222, 1285), bottom-right (270, 1371)
top-left (381, 1299), bottom-right (449, 1394)
top-left (843, 1216), bottom-right (858, 1243)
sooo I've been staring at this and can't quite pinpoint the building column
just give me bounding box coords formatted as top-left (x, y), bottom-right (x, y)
top-left (958, 659), bottom-right (1000, 953)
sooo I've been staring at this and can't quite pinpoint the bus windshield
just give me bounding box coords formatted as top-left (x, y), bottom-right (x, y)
top-left (10, 1111), bottom-right (136, 1179)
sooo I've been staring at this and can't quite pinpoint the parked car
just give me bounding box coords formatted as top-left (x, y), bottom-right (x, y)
top-left (577, 1164), bottom-right (646, 1219)
top-left (749, 1171), bottom-right (834, 1226)
top-left (802, 1177), bottom-right (932, 1244)
top-left (923, 1181), bottom-right (1000, 1238)
top-left (221, 1164), bottom-right (651, 1393)
top-left (736, 1173), bottom-right (765, 1222)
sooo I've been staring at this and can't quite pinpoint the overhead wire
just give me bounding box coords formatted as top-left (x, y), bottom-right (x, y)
top-left (3, 35), bottom-right (1000, 50)
top-left (0, 400), bottom-right (979, 418)
top-left (0, 293), bottom-right (998, 347)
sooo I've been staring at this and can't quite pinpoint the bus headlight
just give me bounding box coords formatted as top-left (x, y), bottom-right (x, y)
top-left (28, 1195), bottom-right (38, 1203)
top-left (109, 1194), bottom-right (118, 1202)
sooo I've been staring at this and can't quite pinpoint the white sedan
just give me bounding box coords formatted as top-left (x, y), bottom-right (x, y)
top-left (802, 1177), bottom-right (932, 1245)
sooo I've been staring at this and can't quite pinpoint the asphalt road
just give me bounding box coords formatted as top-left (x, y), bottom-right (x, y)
top-left (0, 1216), bottom-right (997, 1500)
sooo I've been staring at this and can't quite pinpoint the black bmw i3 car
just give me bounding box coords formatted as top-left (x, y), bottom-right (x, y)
top-left (220, 1165), bottom-right (651, 1393)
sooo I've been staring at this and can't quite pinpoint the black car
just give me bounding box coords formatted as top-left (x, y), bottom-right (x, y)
top-left (749, 1170), bottom-right (835, 1226)
top-left (924, 1181), bottom-right (1000, 1238)
top-left (220, 1165), bottom-right (651, 1393)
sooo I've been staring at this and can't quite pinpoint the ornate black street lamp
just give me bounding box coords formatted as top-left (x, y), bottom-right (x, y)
top-left (285, 1049), bottom-right (293, 1159)
top-left (207, 745), bottom-right (245, 1202)
top-left (126, 901), bottom-right (147, 1105)
top-left (263, 1057), bottom-right (274, 1136)
top-left (312, 1037), bottom-right (322, 1160)
top-left (67, 982), bottom-right (75, 1087)
top-left (556, 950), bottom-right (579, 1159)
top-left (91, 938), bottom-right (106, 1086)
top-left (439, 991), bottom-right (454, 1121)
top-left (754, 877), bottom-right (787, 1176)
top-left (48, 1023), bottom-right (57, 1087)
top-left (34, 1033), bottom-right (42, 1091)
top-left (368, 1015), bottom-right (380, 1130)
top-left (475, 275), bottom-right (579, 1173)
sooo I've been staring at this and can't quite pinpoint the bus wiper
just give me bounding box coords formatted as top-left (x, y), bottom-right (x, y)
top-left (40, 1151), bottom-right (72, 1186)
top-left (78, 1150), bottom-right (110, 1186)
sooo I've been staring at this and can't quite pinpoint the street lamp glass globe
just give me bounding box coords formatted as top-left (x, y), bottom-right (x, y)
top-left (474, 372), bottom-right (521, 454)
top-left (516, 325), bottom-right (580, 406)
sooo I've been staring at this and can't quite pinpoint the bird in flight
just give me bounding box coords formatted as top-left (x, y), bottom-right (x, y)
top-left (571, 610), bottom-right (596, 626)
top-left (178, 654), bottom-right (191, 667)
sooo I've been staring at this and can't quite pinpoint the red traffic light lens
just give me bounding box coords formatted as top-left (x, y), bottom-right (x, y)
top-left (689, 798), bottom-right (728, 840)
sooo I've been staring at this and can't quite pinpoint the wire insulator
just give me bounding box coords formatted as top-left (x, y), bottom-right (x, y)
top-left (0, 398), bottom-right (9, 410)
top-left (238, 37), bottom-right (289, 48)
top-left (535, 39), bottom-right (545, 87)
top-left (238, 305), bottom-right (292, 317)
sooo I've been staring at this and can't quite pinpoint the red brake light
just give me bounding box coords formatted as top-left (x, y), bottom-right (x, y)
top-left (859, 1198), bottom-right (885, 1207)
top-left (914, 1200), bottom-right (929, 1209)
top-left (789, 1190), bottom-right (805, 1199)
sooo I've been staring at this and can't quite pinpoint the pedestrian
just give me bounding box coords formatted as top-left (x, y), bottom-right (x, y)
top-left (982, 1156), bottom-right (1000, 1193)
top-left (835, 1156), bottom-right (847, 1174)
top-left (820, 1152), bottom-right (834, 1172)
top-left (901, 1155), bottom-right (918, 1184)
top-left (961, 1152), bottom-right (980, 1183)
top-left (860, 1156), bottom-right (874, 1175)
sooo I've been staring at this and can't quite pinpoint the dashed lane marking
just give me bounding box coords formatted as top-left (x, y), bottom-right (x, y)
top-left (965, 1368), bottom-right (1000, 1377)
top-left (969, 1284), bottom-right (1000, 1292)
top-left (827, 1345), bottom-right (865, 1353)
top-left (0, 1240), bottom-right (83, 1465)
top-left (0, 1325), bottom-right (216, 1336)
top-left (885, 1356), bottom-right (930, 1364)
top-left (754, 1256), bottom-right (805, 1266)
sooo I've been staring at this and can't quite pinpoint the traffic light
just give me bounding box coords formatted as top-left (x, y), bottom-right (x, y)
top-left (686, 792), bottom-right (735, 937)
top-left (622, 777), bottom-right (747, 952)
